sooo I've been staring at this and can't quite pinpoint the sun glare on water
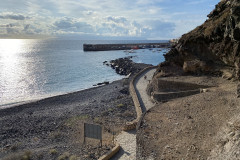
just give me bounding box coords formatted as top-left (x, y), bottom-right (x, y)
top-left (0, 39), bottom-right (35, 104)
top-left (0, 39), bottom-right (25, 70)
top-left (0, 39), bottom-right (26, 73)
top-left (0, 39), bottom-right (25, 54)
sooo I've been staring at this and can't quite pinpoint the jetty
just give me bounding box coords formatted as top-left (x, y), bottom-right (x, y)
top-left (83, 42), bottom-right (171, 51)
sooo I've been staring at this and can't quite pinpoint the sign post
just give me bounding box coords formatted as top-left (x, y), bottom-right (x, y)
top-left (84, 123), bottom-right (102, 147)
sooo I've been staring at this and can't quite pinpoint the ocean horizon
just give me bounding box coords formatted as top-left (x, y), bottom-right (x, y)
top-left (0, 38), bottom-right (168, 108)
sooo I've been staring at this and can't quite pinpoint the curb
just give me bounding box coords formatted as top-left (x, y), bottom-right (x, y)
top-left (123, 66), bottom-right (157, 131)
top-left (98, 142), bottom-right (120, 160)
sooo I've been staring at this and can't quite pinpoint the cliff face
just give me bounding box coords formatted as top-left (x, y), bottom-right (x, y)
top-left (163, 0), bottom-right (240, 79)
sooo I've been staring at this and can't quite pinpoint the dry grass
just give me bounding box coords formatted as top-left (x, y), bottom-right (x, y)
top-left (49, 148), bottom-right (58, 155)
top-left (58, 152), bottom-right (70, 160)
top-left (117, 103), bottom-right (125, 108)
top-left (65, 114), bottom-right (89, 127)
top-left (69, 155), bottom-right (78, 160)
top-left (3, 150), bottom-right (32, 160)
top-left (49, 130), bottom-right (63, 140)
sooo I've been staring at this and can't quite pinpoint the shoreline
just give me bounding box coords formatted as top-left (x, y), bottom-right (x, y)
top-left (0, 78), bottom-right (125, 114)
top-left (0, 78), bottom-right (124, 110)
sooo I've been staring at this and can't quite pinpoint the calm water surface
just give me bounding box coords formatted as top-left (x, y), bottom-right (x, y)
top-left (0, 39), bottom-right (168, 107)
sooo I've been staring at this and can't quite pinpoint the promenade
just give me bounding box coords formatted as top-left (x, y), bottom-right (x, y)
top-left (112, 68), bottom-right (156, 160)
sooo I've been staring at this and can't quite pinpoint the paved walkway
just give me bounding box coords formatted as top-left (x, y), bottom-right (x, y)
top-left (135, 68), bottom-right (156, 112)
top-left (111, 68), bottom-right (156, 160)
top-left (111, 130), bottom-right (136, 160)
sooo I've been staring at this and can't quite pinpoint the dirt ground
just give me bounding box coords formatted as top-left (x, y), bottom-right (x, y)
top-left (137, 75), bottom-right (240, 159)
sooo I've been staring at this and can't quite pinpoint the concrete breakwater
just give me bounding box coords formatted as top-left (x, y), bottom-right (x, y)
top-left (83, 42), bottom-right (171, 51)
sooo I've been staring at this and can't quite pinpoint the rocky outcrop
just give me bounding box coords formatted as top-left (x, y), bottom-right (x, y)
top-left (109, 57), bottom-right (134, 75)
top-left (105, 57), bottom-right (151, 76)
top-left (159, 0), bottom-right (240, 79)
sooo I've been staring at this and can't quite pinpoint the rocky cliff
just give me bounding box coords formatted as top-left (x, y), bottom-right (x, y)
top-left (157, 0), bottom-right (240, 79)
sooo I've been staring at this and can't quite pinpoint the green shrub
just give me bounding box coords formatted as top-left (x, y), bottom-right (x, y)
top-left (69, 155), bottom-right (78, 160)
top-left (49, 149), bottom-right (58, 155)
top-left (58, 152), bottom-right (70, 160)
top-left (3, 150), bottom-right (32, 160)
top-left (117, 103), bottom-right (125, 108)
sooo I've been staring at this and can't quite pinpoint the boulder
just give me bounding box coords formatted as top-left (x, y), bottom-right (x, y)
top-left (108, 57), bottom-right (134, 75)
top-left (104, 81), bottom-right (109, 85)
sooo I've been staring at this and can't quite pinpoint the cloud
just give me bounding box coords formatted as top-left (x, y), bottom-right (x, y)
top-left (0, 13), bottom-right (176, 39)
top-left (0, 22), bottom-right (22, 35)
top-left (0, 23), bottom-right (19, 28)
top-left (106, 16), bottom-right (127, 24)
top-left (141, 20), bottom-right (175, 39)
top-left (94, 16), bottom-right (144, 37)
top-left (0, 13), bottom-right (28, 20)
top-left (83, 10), bottom-right (94, 16)
top-left (53, 17), bottom-right (94, 34)
top-left (0, 0), bottom-right (219, 39)
top-left (23, 24), bottom-right (30, 31)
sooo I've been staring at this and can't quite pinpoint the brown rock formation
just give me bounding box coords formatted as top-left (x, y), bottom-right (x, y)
top-left (160, 0), bottom-right (240, 79)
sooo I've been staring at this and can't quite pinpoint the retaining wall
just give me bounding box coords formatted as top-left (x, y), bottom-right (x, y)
top-left (157, 79), bottom-right (209, 92)
top-left (152, 80), bottom-right (210, 102)
top-left (123, 66), bottom-right (157, 131)
top-left (152, 89), bottom-right (200, 102)
top-left (98, 142), bottom-right (120, 160)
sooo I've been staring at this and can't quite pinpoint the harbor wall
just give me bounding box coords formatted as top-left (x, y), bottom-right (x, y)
top-left (83, 43), bottom-right (171, 51)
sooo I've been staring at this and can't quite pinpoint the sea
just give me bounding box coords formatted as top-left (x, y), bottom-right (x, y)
top-left (0, 39), bottom-right (168, 108)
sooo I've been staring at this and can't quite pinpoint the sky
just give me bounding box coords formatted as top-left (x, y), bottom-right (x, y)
top-left (0, 0), bottom-right (219, 40)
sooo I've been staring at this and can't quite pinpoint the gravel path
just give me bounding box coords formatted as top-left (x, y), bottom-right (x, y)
top-left (112, 68), bottom-right (156, 160)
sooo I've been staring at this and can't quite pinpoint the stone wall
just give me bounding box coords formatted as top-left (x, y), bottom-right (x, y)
top-left (152, 89), bottom-right (200, 102)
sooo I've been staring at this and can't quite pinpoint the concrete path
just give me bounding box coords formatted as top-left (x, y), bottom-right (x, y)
top-left (111, 130), bottom-right (136, 160)
top-left (135, 68), bottom-right (156, 112)
top-left (111, 68), bottom-right (156, 160)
